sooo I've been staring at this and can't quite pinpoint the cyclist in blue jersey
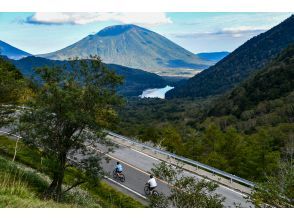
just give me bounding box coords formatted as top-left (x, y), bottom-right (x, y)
top-left (115, 162), bottom-right (123, 177)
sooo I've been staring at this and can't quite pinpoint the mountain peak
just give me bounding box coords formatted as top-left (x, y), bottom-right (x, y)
top-left (40, 23), bottom-right (210, 74)
top-left (96, 24), bottom-right (145, 37)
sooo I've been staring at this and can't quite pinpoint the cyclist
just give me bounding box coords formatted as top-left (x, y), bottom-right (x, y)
top-left (115, 162), bottom-right (123, 177)
top-left (147, 174), bottom-right (157, 193)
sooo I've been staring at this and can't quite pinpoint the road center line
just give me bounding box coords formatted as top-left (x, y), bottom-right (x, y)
top-left (89, 146), bottom-right (170, 186)
top-left (104, 176), bottom-right (147, 200)
top-left (0, 130), bottom-right (247, 199)
top-left (107, 136), bottom-right (248, 197)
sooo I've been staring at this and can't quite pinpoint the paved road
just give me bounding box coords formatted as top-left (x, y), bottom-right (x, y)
top-left (92, 142), bottom-right (253, 207)
top-left (0, 128), bottom-right (252, 207)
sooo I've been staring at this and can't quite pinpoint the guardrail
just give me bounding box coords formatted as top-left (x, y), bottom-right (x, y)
top-left (107, 131), bottom-right (255, 188)
top-left (1, 104), bottom-right (255, 188)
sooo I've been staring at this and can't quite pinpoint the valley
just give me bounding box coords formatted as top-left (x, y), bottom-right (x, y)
top-left (0, 13), bottom-right (293, 208)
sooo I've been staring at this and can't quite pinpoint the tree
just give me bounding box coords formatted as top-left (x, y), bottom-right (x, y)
top-left (139, 126), bottom-right (160, 145)
top-left (0, 57), bottom-right (31, 127)
top-left (150, 162), bottom-right (225, 208)
top-left (160, 124), bottom-right (183, 153)
top-left (18, 56), bottom-right (123, 200)
top-left (250, 134), bottom-right (294, 207)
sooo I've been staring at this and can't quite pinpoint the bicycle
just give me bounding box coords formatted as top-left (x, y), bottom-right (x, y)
top-left (144, 183), bottom-right (159, 196)
top-left (112, 169), bottom-right (125, 182)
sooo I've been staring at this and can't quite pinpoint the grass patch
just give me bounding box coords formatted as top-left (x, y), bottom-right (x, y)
top-left (0, 135), bottom-right (143, 207)
top-left (0, 156), bottom-right (92, 207)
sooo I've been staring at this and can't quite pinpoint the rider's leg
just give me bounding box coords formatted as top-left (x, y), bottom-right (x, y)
top-left (149, 186), bottom-right (156, 194)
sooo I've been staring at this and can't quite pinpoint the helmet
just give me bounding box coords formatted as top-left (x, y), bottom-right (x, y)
top-left (150, 174), bottom-right (153, 178)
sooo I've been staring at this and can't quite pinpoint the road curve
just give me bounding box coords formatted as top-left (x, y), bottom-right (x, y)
top-left (93, 141), bottom-right (253, 207)
top-left (0, 129), bottom-right (253, 207)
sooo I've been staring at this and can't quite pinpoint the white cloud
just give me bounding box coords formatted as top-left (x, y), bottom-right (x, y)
top-left (173, 25), bottom-right (269, 39)
top-left (26, 12), bottom-right (172, 25)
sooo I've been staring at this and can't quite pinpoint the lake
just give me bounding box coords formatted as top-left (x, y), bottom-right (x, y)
top-left (139, 85), bottom-right (174, 99)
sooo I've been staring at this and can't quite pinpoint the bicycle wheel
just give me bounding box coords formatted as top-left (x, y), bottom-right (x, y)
top-left (119, 174), bottom-right (126, 182)
top-left (144, 185), bottom-right (150, 195)
top-left (152, 190), bottom-right (159, 196)
top-left (112, 170), bottom-right (117, 179)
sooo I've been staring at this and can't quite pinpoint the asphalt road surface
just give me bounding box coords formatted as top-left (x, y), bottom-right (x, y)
top-left (92, 141), bottom-right (253, 207)
top-left (0, 128), bottom-right (253, 207)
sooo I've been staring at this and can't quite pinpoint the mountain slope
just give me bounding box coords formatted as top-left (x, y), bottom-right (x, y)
top-left (0, 40), bottom-right (31, 60)
top-left (196, 52), bottom-right (229, 62)
top-left (39, 24), bottom-right (211, 75)
top-left (208, 44), bottom-right (294, 117)
top-left (9, 56), bottom-right (166, 97)
top-left (167, 15), bottom-right (294, 99)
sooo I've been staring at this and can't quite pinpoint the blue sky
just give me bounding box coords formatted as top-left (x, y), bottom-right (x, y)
top-left (0, 12), bottom-right (292, 54)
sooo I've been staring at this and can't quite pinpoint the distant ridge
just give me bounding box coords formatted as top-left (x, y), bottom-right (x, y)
top-left (9, 56), bottom-right (166, 97)
top-left (0, 40), bottom-right (31, 60)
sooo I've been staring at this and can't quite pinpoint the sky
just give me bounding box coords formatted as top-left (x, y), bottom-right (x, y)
top-left (0, 12), bottom-right (292, 55)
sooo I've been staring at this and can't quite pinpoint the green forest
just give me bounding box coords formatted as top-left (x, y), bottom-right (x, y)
top-left (115, 45), bottom-right (294, 182)
top-left (0, 15), bottom-right (293, 208)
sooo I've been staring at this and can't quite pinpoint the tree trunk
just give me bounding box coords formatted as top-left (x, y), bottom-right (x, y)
top-left (44, 152), bottom-right (67, 201)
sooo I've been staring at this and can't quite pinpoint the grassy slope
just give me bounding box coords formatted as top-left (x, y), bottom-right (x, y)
top-left (0, 156), bottom-right (80, 208)
top-left (0, 135), bottom-right (144, 208)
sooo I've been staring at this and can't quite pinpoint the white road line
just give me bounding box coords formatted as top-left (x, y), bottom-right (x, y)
top-left (94, 144), bottom-right (245, 197)
top-left (104, 176), bottom-right (147, 200)
top-left (0, 131), bottom-right (148, 200)
top-left (89, 146), bottom-right (151, 176)
top-left (126, 146), bottom-right (160, 161)
top-left (89, 146), bottom-right (171, 186)
top-left (108, 136), bottom-right (248, 197)
top-left (1, 130), bottom-right (247, 198)
top-left (107, 137), bottom-right (160, 161)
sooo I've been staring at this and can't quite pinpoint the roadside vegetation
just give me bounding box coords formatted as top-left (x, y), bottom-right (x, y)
top-left (0, 56), bottom-right (143, 208)
top-left (149, 162), bottom-right (225, 208)
top-left (0, 135), bottom-right (144, 208)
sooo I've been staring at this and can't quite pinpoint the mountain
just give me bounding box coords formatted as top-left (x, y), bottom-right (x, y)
top-left (196, 52), bottom-right (229, 62)
top-left (9, 56), bottom-right (166, 97)
top-left (208, 44), bottom-right (294, 117)
top-left (0, 40), bottom-right (31, 60)
top-left (166, 15), bottom-right (294, 99)
top-left (39, 24), bottom-right (211, 76)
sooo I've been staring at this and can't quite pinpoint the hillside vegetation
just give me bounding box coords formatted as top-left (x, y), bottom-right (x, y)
top-left (167, 15), bottom-right (294, 98)
top-left (8, 56), bottom-right (167, 97)
top-left (116, 45), bottom-right (294, 182)
top-left (209, 45), bottom-right (294, 118)
top-left (0, 136), bottom-right (143, 208)
top-left (0, 57), bottom-right (143, 208)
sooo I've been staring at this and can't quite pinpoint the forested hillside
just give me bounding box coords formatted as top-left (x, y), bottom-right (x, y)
top-left (116, 45), bottom-right (294, 182)
top-left (166, 15), bottom-right (294, 99)
top-left (5, 56), bottom-right (166, 97)
top-left (209, 45), bottom-right (294, 118)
